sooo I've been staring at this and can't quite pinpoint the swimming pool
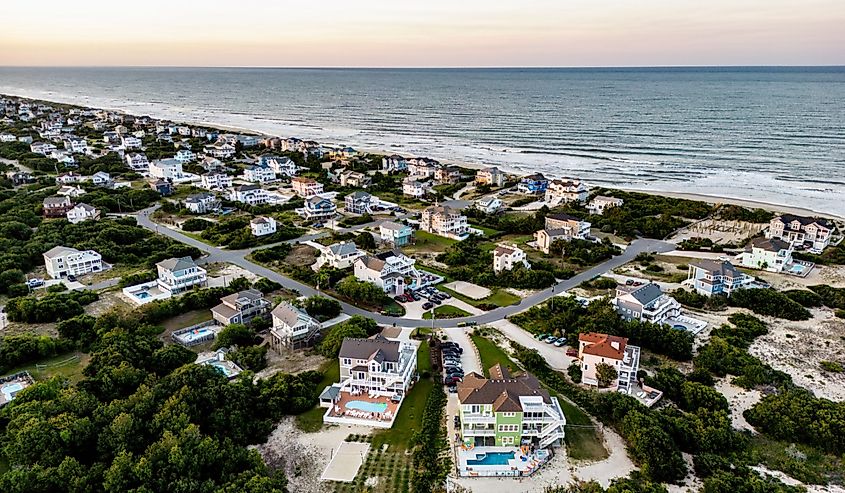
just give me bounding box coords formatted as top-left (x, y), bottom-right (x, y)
top-left (345, 400), bottom-right (388, 413)
top-left (789, 264), bottom-right (807, 274)
top-left (135, 291), bottom-right (151, 299)
top-left (1, 382), bottom-right (25, 401)
top-left (208, 361), bottom-right (235, 377)
top-left (181, 328), bottom-right (214, 342)
top-left (466, 451), bottom-right (515, 466)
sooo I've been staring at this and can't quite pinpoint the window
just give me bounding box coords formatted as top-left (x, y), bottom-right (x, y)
top-left (501, 436), bottom-right (514, 445)
top-left (502, 412), bottom-right (516, 417)
top-left (497, 424), bottom-right (518, 433)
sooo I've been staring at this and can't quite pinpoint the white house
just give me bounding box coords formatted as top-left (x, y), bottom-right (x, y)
top-left (296, 196), bottom-right (337, 221)
top-left (345, 191), bottom-right (379, 215)
top-left (250, 216), bottom-right (277, 237)
top-left (228, 184), bottom-right (268, 205)
top-left (149, 158), bottom-right (184, 181)
top-left (402, 178), bottom-right (430, 198)
top-left (66, 203), bottom-right (100, 224)
top-left (43, 246), bottom-right (103, 279)
top-left (185, 192), bottom-right (219, 214)
top-left (261, 155), bottom-right (297, 177)
top-left (125, 152), bottom-right (149, 171)
top-left (353, 251), bottom-right (420, 296)
top-left (545, 178), bottom-right (588, 206)
top-left (587, 196), bottom-right (624, 215)
top-left (766, 214), bottom-right (834, 252)
top-left (269, 302), bottom-right (322, 350)
top-left (175, 149), bottom-right (195, 163)
top-left (204, 142), bottom-right (237, 159)
top-left (475, 197), bottom-right (503, 214)
top-left (492, 244), bottom-right (530, 273)
top-left (736, 237), bottom-right (794, 273)
top-left (291, 177), bottom-right (324, 198)
top-left (321, 241), bottom-right (364, 269)
top-left (243, 164), bottom-right (277, 183)
top-left (613, 283), bottom-right (682, 325)
top-left (91, 171), bottom-right (111, 186)
top-left (57, 185), bottom-right (86, 198)
top-left (407, 158), bottom-right (440, 179)
top-left (30, 142), bottom-right (56, 155)
top-left (56, 172), bottom-right (85, 185)
top-left (420, 205), bottom-right (469, 240)
top-left (201, 171), bottom-right (233, 191)
top-left (120, 135), bottom-right (142, 150)
top-left (65, 138), bottom-right (89, 154)
top-left (156, 256), bottom-right (208, 295)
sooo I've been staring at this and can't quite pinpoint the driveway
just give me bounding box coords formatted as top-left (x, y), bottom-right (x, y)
top-left (135, 205), bottom-right (674, 328)
top-left (487, 319), bottom-right (573, 371)
top-left (442, 327), bottom-right (482, 375)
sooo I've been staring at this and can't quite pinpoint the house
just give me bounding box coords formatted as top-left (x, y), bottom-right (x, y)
top-left (420, 205), bottom-right (469, 239)
top-left (296, 196), bottom-right (337, 221)
top-left (766, 214), bottom-right (834, 252)
top-left (149, 158), bottom-right (184, 181)
top-left (269, 301), bottom-right (322, 350)
top-left (51, 150), bottom-right (76, 166)
top-left (578, 333), bottom-right (639, 394)
top-left (402, 179), bottom-right (429, 198)
top-left (379, 221), bottom-right (413, 247)
top-left (204, 142), bottom-right (237, 159)
top-left (56, 172), bottom-right (85, 184)
top-left (545, 178), bottom-right (588, 206)
top-left (0, 133), bottom-right (17, 143)
top-left (30, 142), bottom-right (56, 156)
top-left (517, 173), bottom-right (548, 194)
top-left (685, 260), bottom-right (754, 297)
top-left (319, 334), bottom-right (417, 428)
top-left (434, 166), bottom-right (461, 184)
top-left (260, 155), bottom-right (297, 177)
top-left (65, 138), bottom-right (89, 154)
top-left (339, 169), bottom-right (371, 188)
top-left (228, 184), bottom-right (268, 205)
top-left (42, 196), bottom-right (74, 218)
top-left (125, 152), bottom-right (150, 171)
top-left (120, 135), bottom-right (142, 149)
top-left (407, 158), bottom-right (440, 178)
top-left (156, 256), bottom-right (207, 295)
top-left (353, 251), bottom-right (420, 296)
top-left (8, 171), bottom-right (35, 185)
top-left (587, 196), bottom-right (624, 215)
top-left (534, 213), bottom-right (591, 254)
top-left (291, 176), bottom-right (324, 198)
top-left (321, 241), bottom-right (364, 269)
top-left (196, 349), bottom-right (243, 381)
top-left (211, 289), bottom-right (270, 326)
top-left (199, 155), bottom-right (225, 172)
top-left (382, 154), bottom-right (408, 172)
top-left (243, 164), bottom-right (277, 183)
top-left (613, 283), bottom-right (681, 325)
top-left (185, 192), bottom-right (219, 214)
top-left (250, 216), bottom-right (277, 236)
top-left (175, 149), bottom-right (195, 163)
top-left (475, 166), bottom-right (505, 187)
top-left (43, 246), bottom-right (103, 279)
top-left (474, 197), bottom-right (503, 214)
top-left (91, 171), bottom-right (111, 186)
top-left (493, 244), bottom-right (530, 273)
top-left (201, 171), bottom-right (233, 191)
top-left (149, 179), bottom-right (173, 196)
top-left (736, 237), bottom-right (794, 273)
top-left (66, 203), bottom-right (100, 224)
top-left (345, 191), bottom-right (379, 215)
top-left (457, 364), bottom-right (566, 449)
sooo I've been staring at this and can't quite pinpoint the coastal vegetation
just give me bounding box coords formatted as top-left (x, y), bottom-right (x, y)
top-left (726, 288), bottom-right (812, 320)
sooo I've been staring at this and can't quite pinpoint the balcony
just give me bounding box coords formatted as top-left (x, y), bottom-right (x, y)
top-left (461, 415), bottom-right (495, 424)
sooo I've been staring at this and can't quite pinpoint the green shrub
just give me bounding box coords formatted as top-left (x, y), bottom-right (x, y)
top-left (820, 361), bottom-right (843, 373)
top-left (727, 288), bottom-right (811, 321)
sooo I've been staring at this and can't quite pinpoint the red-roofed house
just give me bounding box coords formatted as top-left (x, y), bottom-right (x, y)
top-left (578, 332), bottom-right (640, 393)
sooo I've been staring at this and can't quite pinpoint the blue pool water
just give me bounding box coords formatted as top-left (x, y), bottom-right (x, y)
top-left (135, 292), bottom-right (151, 299)
top-left (466, 452), bottom-right (515, 466)
top-left (345, 400), bottom-right (388, 413)
top-left (789, 265), bottom-right (806, 274)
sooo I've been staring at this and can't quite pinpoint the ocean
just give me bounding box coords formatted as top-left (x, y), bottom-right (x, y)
top-left (1, 66), bottom-right (843, 215)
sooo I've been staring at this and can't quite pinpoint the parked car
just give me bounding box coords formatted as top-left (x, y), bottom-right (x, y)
top-left (454, 415), bottom-right (460, 427)
top-left (411, 292), bottom-right (421, 301)
top-left (448, 385), bottom-right (458, 393)
top-left (26, 278), bottom-right (44, 288)
top-left (440, 292), bottom-right (452, 299)
top-left (443, 375), bottom-right (462, 385)
top-left (66, 274), bottom-right (77, 282)
top-left (553, 338), bottom-right (566, 347)
top-left (456, 321), bottom-right (477, 327)
top-left (535, 333), bottom-right (548, 340)
top-left (566, 348), bottom-right (579, 357)
top-left (544, 335), bottom-right (557, 343)
top-left (431, 298), bottom-right (442, 305)
top-left (442, 343), bottom-right (463, 354)
top-left (422, 302), bottom-right (434, 310)
top-left (393, 295), bottom-right (405, 303)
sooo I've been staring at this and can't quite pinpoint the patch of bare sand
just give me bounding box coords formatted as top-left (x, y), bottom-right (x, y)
top-left (257, 345), bottom-right (328, 379)
top-left (750, 311), bottom-right (845, 401)
top-left (754, 264), bottom-right (845, 291)
top-left (256, 417), bottom-right (373, 493)
top-left (714, 377), bottom-right (762, 433)
top-left (669, 218), bottom-right (766, 246)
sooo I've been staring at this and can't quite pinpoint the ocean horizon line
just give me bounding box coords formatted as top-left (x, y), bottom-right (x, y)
top-left (1, 64), bottom-right (844, 70)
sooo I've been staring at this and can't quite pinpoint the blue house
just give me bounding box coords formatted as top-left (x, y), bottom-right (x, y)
top-left (686, 260), bottom-right (753, 297)
top-left (517, 173), bottom-right (549, 194)
top-left (379, 221), bottom-right (413, 247)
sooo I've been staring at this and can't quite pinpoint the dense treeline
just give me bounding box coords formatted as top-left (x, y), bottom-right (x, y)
top-left (716, 204), bottom-right (775, 223)
top-left (317, 315), bottom-right (379, 358)
top-left (0, 308), bottom-right (320, 492)
top-left (410, 384), bottom-right (450, 493)
top-left (727, 288), bottom-right (812, 321)
top-left (548, 238), bottom-right (621, 266)
top-left (808, 285), bottom-right (845, 310)
top-left (5, 290), bottom-right (99, 323)
top-left (335, 275), bottom-right (391, 307)
top-left (0, 334), bottom-right (75, 374)
top-left (510, 296), bottom-right (694, 361)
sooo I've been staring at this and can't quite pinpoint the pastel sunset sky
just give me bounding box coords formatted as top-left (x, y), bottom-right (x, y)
top-left (2, 0), bottom-right (843, 66)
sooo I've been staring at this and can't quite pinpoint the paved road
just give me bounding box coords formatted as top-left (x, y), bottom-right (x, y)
top-left (136, 205), bottom-right (673, 328)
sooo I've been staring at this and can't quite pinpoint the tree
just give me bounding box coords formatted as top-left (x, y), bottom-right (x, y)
top-left (595, 363), bottom-right (618, 388)
top-left (318, 316), bottom-right (379, 358)
top-left (213, 323), bottom-right (257, 349)
top-left (303, 296), bottom-right (342, 321)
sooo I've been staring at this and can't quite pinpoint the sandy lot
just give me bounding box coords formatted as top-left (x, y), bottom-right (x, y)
top-left (750, 310), bottom-right (845, 401)
top-left (670, 218), bottom-right (766, 246)
top-left (258, 345), bottom-right (328, 378)
top-left (320, 441), bottom-right (371, 482)
top-left (443, 280), bottom-right (491, 300)
top-left (715, 377), bottom-right (762, 433)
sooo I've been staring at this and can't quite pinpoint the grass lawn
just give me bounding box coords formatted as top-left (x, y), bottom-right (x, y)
top-left (160, 309), bottom-right (213, 334)
top-left (747, 436), bottom-right (843, 485)
top-left (469, 223), bottom-right (501, 236)
top-left (1, 351), bottom-right (89, 384)
top-left (422, 305), bottom-right (471, 319)
top-left (295, 359), bottom-right (340, 433)
top-left (470, 334), bottom-right (521, 377)
top-left (417, 339), bottom-right (432, 374)
top-left (382, 300), bottom-right (406, 316)
top-left (549, 387), bottom-right (608, 461)
top-left (438, 285), bottom-right (520, 308)
top-left (372, 378), bottom-right (434, 449)
top-left (404, 230), bottom-right (457, 254)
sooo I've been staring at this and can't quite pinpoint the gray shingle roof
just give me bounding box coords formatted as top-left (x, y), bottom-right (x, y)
top-left (338, 334), bottom-right (400, 362)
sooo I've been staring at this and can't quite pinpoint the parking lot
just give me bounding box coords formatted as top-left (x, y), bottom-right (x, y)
top-left (394, 286), bottom-right (482, 320)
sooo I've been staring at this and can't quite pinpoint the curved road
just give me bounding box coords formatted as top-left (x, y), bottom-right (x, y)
top-left (136, 206), bottom-right (674, 328)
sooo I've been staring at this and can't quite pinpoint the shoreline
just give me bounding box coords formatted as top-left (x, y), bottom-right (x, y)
top-left (3, 91), bottom-right (842, 221)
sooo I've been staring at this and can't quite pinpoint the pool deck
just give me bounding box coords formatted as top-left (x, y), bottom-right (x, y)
top-left (0, 372), bottom-right (35, 407)
top-left (458, 446), bottom-right (549, 477)
top-left (323, 390), bottom-right (401, 429)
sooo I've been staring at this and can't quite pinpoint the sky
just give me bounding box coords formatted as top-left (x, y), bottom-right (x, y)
top-left (1, 0), bottom-right (843, 67)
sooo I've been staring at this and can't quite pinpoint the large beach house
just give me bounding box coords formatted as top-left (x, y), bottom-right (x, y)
top-left (578, 333), bottom-right (639, 394)
top-left (211, 289), bottom-right (270, 326)
top-left (534, 213), bottom-right (591, 254)
top-left (613, 282), bottom-right (681, 325)
top-left (319, 334), bottom-right (418, 428)
top-left (269, 301), bottom-right (322, 350)
top-left (420, 205), bottom-right (469, 240)
top-left (766, 214), bottom-right (834, 253)
top-left (685, 260), bottom-right (753, 297)
top-left (43, 246), bottom-right (103, 279)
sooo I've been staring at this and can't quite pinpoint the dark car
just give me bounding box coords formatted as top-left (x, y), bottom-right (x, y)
top-left (431, 298), bottom-right (442, 305)
top-left (393, 295), bottom-right (405, 302)
top-left (440, 292), bottom-right (452, 299)
top-left (443, 375), bottom-right (462, 385)
top-left (411, 292), bottom-right (420, 301)
top-left (422, 302), bottom-right (433, 310)
top-left (67, 274), bottom-right (77, 282)
top-left (442, 343), bottom-right (463, 354)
